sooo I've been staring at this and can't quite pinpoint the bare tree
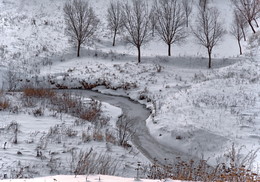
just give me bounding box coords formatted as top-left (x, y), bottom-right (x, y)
top-left (231, 0), bottom-right (259, 33)
top-left (230, 11), bottom-right (246, 55)
top-left (154, 0), bottom-right (187, 56)
top-left (182, 0), bottom-right (193, 27)
top-left (63, 0), bottom-right (99, 57)
top-left (107, 1), bottom-right (124, 46)
top-left (192, 7), bottom-right (225, 68)
top-left (122, 0), bottom-right (151, 63)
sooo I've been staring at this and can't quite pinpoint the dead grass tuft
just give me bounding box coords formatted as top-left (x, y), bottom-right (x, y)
top-left (0, 99), bottom-right (10, 110)
top-left (93, 129), bottom-right (103, 141)
top-left (23, 88), bottom-right (56, 98)
top-left (147, 157), bottom-right (259, 181)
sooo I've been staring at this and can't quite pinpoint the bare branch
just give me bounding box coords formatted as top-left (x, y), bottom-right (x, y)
top-left (231, 0), bottom-right (259, 33)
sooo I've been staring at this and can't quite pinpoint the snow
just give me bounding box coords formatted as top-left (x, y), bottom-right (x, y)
top-left (0, 0), bottom-right (259, 180)
top-left (1, 175), bottom-right (183, 182)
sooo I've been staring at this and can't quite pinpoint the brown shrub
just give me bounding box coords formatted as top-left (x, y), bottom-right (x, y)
top-left (0, 99), bottom-right (10, 110)
top-left (93, 130), bottom-right (103, 141)
top-left (105, 131), bottom-right (116, 144)
top-left (147, 158), bottom-right (259, 181)
top-left (80, 100), bottom-right (101, 122)
top-left (50, 93), bottom-right (80, 113)
top-left (23, 88), bottom-right (55, 98)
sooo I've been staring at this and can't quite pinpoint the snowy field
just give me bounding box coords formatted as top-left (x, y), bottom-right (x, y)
top-left (0, 0), bottom-right (259, 181)
top-left (1, 175), bottom-right (183, 182)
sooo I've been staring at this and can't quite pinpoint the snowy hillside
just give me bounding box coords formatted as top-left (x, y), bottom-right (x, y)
top-left (0, 0), bottom-right (259, 181)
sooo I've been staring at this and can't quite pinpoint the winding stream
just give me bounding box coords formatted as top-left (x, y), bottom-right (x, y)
top-left (62, 89), bottom-right (195, 165)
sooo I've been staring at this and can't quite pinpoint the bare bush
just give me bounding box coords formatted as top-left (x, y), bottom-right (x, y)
top-left (147, 145), bottom-right (259, 181)
top-left (50, 93), bottom-right (102, 123)
top-left (33, 107), bottom-right (44, 117)
top-left (7, 121), bottom-right (19, 144)
top-left (9, 162), bottom-right (39, 179)
top-left (79, 99), bottom-right (101, 122)
top-left (117, 115), bottom-right (134, 147)
top-left (71, 148), bottom-right (119, 176)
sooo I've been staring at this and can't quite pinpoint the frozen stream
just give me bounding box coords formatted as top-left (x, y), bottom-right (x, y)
top-left (62, 89), bottom-right (198, 165)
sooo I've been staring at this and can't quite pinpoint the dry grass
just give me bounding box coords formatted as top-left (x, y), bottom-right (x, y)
top-left (105, 131), bottom-right (116, 144)
top-left (71, 148), bottom-right (119, 176)
top-left (93, 129), bottom-right (103, 141)
top-left (147, 158), bottom-right (260, 181)
top-left (0, 99), bottom-right (10, 110)
top-left (23, 88), bottom-right (56, 98)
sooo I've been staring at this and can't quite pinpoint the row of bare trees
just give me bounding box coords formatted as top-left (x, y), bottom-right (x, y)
top-left (63, 0), bottom-right (259, 68)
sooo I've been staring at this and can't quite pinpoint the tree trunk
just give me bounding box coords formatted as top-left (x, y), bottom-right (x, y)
top-left (137, 46), bottom-right (141, 63)
top-left (186, 13), bottom-right (189, 27)
top-left (168, 43), bottom-right (171, 56)
top-left (241, 27), bottom-right (246, 41)
top-left (254, 18), bottom-right (259, 28)
top-left (208, 49), bottom-right (212, 69)
top-left (77, 41), bottom-right (81, 57)
top-left (238, 39), bottom-right (242, 55)
top-left (248, 20), bottom-right (256, 33)
top-left (112, 31), bottom-right (117, 46)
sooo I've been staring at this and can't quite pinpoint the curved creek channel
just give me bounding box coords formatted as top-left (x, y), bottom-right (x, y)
top-left (62, 89), bottom-right (195, 165)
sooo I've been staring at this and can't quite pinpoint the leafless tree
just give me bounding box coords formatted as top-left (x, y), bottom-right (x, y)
top-left (63, 0), bottom-right (99, 57)
top-left (230, 11), bottom-right (246, 55)
top-left (122, 0), bottom-right (151, 63)
top-left (154, 0), bottom-right (186, 56)
top-left (192, 7), bottom-right (225, 68)
top-left (182, 0), bottom-right (193, 27)
top-left (107, 1), bottom-right (124, 46)
top-left (231, 0), bottom-right (259, 33)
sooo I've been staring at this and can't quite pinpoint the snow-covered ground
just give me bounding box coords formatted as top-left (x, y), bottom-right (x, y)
top-left (1, 175), bottom-right (183, 182)
top-left (0, 0), bottom-right (259, 180)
